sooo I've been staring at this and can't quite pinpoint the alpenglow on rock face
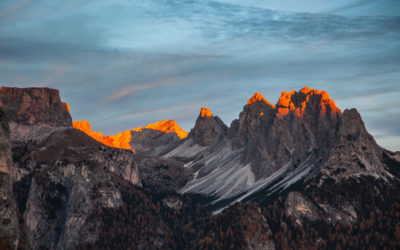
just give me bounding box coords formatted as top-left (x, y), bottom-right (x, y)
top-left (73, 120), bottom-right (133, 150)
top-left (73, 119), bottom-right (188, 155)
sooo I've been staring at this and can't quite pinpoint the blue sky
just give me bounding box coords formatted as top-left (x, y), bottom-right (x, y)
top-left (1, 0), bottom-right (400, 150)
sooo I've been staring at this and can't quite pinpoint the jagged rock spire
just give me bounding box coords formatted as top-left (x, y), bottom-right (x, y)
top-left (246, 92), bottom-right (275, 108)
top-left (191, 107), bottom-right (228, 146)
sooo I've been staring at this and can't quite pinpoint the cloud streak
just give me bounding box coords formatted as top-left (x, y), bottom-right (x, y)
top-left (98, 102), bottom-right (203, 123)
top-left (0, 0), bottom-right (30, 19)
top-left (101, 82), bottom-right (174, 103)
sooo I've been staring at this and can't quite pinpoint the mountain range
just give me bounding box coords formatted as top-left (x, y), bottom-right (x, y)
top-left (0, 86), bottom-right (399, 249)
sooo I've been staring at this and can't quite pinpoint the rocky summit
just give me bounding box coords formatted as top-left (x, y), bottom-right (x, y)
top-left (0, 87), bottom-right (72, 127)
top-left (0, 86), bottom-right (399, 250)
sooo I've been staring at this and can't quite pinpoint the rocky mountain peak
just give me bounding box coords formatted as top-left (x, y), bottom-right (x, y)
top-left (0, 87), bottom-right (72, 127)
top-left (200, 107), bottom-right (213, 117)
top-left (246, 92), bottom-right (275, 108)
top-left (133, 120), bottom-right (188, 139)
top-left (227, 87), bottom-right (345, 180)
top-left (73, 119), bottom-right (189, 154)
top-left (190, 108), bottom-right (228, 146)
top-left (320, 108), bottom-right (390, 180)
top-left (276, 87), bottom-right (341, 119)
top-left (72, 120), bottom-right (121, 149)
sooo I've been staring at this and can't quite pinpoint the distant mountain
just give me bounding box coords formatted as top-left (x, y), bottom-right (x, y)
top-left (0, 86), bottom-right (399, 249)
top-left (73, 119), bottom-right (187, 155)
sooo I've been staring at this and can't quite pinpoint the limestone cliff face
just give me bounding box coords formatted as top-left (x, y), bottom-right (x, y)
top-left (228, 88), bottom-right (342, 180)
top-left (190, 107), bottom-right (228, 146)
top-left (0, 87), bottom-right (72, 127)
top-left (0, 87), bottom-right (142, 249)
top-left (12, 128), bottom-right (141, 249)
top-left (135, 155), bottom-right (191, 191)
top-left (0, 109), bottom-right (20, 250)
top-left (320, 108), bottom-right (389, 180)
top-left (130, 129), bottom-right (182, 156)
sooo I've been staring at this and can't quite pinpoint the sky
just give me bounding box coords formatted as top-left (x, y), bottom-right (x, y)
top-left (0, 0), bottom-right (400, 151)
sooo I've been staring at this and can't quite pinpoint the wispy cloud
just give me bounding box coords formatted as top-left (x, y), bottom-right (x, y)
top-left (0, 0), bottom-right (30, 19)
top-left (101, 78), bottom-right (180, 103)
top-left (98, 102), bottom-right (203, 123)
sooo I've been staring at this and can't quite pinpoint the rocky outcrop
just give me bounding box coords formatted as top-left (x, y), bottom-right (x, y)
top-left (284, 190), bottom-right (357, 226)
top-left (284, 191), bottom-right (321, 224)
top-left (0, 87), bottom-right (72, 127)
top-left (240, 205), bottom-right (275, 250)
top-left (320, 108), bottom-right (389, 180)
top-left (228, 93), bottom-right (277, 178)
top-left (0, 109), bottom-right (20, 250)
top-left (191, 107), bottom-right (228, 146)
top-left (136, 155), bottom-right (191, 191)
top-left (130, 129), bottom-right (181, 156)
top-left (12, 128), bottom-right (140, 249)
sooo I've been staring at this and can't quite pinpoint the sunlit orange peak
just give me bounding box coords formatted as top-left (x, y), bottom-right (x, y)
top-left (300, 86), bottom-right (311, 95)
top-left (200, 107), bottom-right (213, 117)
top-left (105, 130), bottom-right (132, 151)
top-left (246, 92), bottom-right (275, 108)
top-left (73, 120), bottom-right (91, 133)
top-left (133, 120), bottom-right (189, 139)
top-left (320, 90), bottom-right (330, 101)
top-left (277, 91), bottom-right (296, 108)
top-left (73, 120), bottom-right (123, 149)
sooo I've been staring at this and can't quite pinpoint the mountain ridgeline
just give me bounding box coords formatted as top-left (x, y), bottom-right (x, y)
top-left (0, 86), bottom-right (399, 249)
